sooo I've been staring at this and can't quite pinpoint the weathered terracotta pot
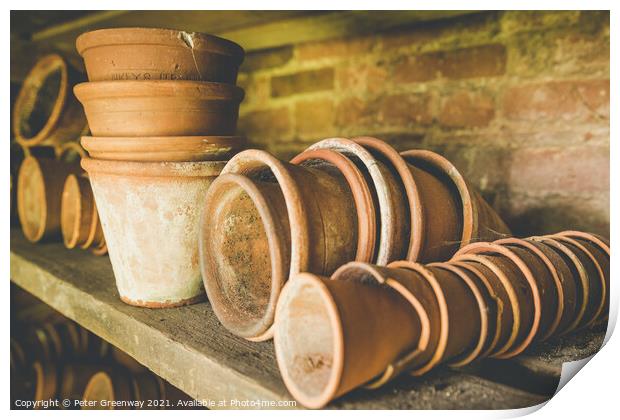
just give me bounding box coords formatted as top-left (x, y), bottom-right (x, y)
top-left (428, 262), bottom-right (489, 367)
top-left (200, 172), bottom-right (291, 340)
top-left (82, 157), bottom-right (224, 308)
top-left (13, 54), bottom-right (88, 147)
top-left (76, 28), bottom-right (244, 83)
top-left (273, 272), bottom-right (423, 409)
top-left (400, 150), bottom-right (511, 247)
top-left (558, 231), bottom-right (610, 256)
top-left (17, 155), bottom-right (81, 242)
top-left (59, 364), bottom-right (104, 407)
top-left (308, 138), bottom-right (408, 264)
top-left (454, 243), bottom-right (540, 358)
top-left (494, 238), bottom-right (562, 340)
top-left (388, 261), bottom-right (479, 373)
top-left (61, 173), bottom-right (106, 253)
top-left (330, 262), bottom-right (431, 387)
top-left (291, 148), bottom-right (376, 262)
top-left (201, 149), bottom-right (360, 340)
top-left (81, 135), bottom-right (246, 162)
top-left (74, 81), bottom-right (244, 137)
top-left (548, 235), bottom-right (606, 329)
top-left (33, 360), bottom-right (58, 403)
top-left (529, 236), bottom-right (589, 335)
top-left (353, 137), bottom-right (462, 262)
top-left (82, 369), bottom-right (134, 408)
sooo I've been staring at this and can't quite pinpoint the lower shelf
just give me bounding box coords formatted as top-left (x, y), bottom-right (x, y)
top-left (10, 229), bottom-right (605, 409)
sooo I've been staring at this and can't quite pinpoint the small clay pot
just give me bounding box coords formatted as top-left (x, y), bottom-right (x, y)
top-left (82, 369), bottom-right (134, 409)
top-left (200, 173), bottom-right (291, 340)
top-left (388, 261), bottom-right (479, 372)
top-left (58, 364), bottom-right (104, 407)
top-left (308, 138), bottom-right (408, 264)
top-left (33, 360), bottom-right (58, 404)
top-left (428, 262), bottom-right (489, 367)
top-left (331, 262), bottom-right (431, 387)
top-left (17, 155), bottom-right (81, 242)
top-left (400, 150), bottom-right (511, 247)
top-left (61, 174), bottom-right (96, 248)
top-left (273, 272), bottom-right (423, 409)
top-left (454, 243), bottom-right (540, 358)
top-left (81, 135), bottom-right (246, 162)
top-left (529, 236), bottom-right (589, 335)
top-left (76, 28), bottom-right (244, 83)
top-left (291, 148), bottom-right (376, 263)
top-left (494, 238), bottom-right (562, 340)
top-left (82, 157), bottom-right (224, 308)
top-left (13, 54), bottom-right (88, 147)
top-left (74, 81), bottom-right (244, 137)
top-left (202, 150), bottom-right (361, 340)
top-left (558, 231), bottom-right (609, 256)
top-left (548, 235), bottom-right (606, 329)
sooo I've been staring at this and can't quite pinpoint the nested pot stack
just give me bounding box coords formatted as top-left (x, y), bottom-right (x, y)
top-left (74, 27), bottom-right (246, 308)
top-left (199, 136), bottom-right (510, 341)
top-left (273, 230), bottom-right (609, 408)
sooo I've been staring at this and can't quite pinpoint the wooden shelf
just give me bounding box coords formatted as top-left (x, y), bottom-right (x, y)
top-left (10, 229), bottom-right (604, 409)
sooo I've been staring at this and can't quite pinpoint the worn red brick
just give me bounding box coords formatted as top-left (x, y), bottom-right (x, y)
top-left (502, 80), bottom-right (609, 121)
top-left (297, 36), bottom-right (375, 60)
top-left (271, 67), bottom-right (334, 97)
top-left (439, 91), bottom-right (495, 128)
top-left (295, 98), bottom-right (335, 138)
top-left (238, 107), bottom-right (292, 141)
top-left (336, 61), bottom-right (388, 93)
top-left (394, 44), bottom-right (507, 83)
top-left (336, 93), bottom-right (433, 128)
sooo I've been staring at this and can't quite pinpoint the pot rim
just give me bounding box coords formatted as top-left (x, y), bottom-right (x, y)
top-left (199, 173), bottom-right (289, 339)
top-left (291, 148), bottom-right (376, 263)
top-left (308, 138), bottom-right (399, 264)
top-left (495, 237), bottom-right (564, 340)
top-left (400, 149), bottom-right (475, 246)
top-left (548, 235), bottom-right (606, 328)
top-left (331, 261), bottom-right (431, 388)
top-left (76, 27), bottom-right (245, 61)
top-left (557, 230), bottom-right (610, 257)
top-left (221, 149), bottom-right (309, 280)
top-left (387, 261), bottom-right (449, 376)
top-left (530, 236), bottom-right (589, 335)
top-left (352, 136), bottom-right (425, 261)
top-left (454, 242), bottom-right (541, 358)
top-left (428, 262), bottom-right (489, 367)
top-left (80, 157), bottom-right (225, 178)
top-left (13, 54), bottom-right (68, 146)
top-left (61, 174), bottom-right (85, 249)
top-left (273, 272), bottom-right (345, 410)
top-left (17, 156), bottom-right (48, 242)
top-left (81, 200), bottom-right (101, 250)
top-left (73, 80), bottom-right (245, 102)
top-left (81, 135), bottom-right (245, 150)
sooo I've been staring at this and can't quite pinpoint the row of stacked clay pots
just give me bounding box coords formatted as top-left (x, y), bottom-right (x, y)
top-left (73, 28), bottom-right (246, 308)
top-left (11, 320), bottom-right (191, 409)
top-left (12, 53), bottom-right (106, 253)
top-left (199, 136), bottom-right (511, 341)
top-left (273, 230), bottom-right (609, 408)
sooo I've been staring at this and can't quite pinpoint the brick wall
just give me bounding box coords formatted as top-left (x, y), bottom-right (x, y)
top-left (236, 11), bottom-right (610, 237)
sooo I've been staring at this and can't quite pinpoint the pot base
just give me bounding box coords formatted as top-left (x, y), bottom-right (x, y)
top-left (120, 294), bottom-right (205, 309)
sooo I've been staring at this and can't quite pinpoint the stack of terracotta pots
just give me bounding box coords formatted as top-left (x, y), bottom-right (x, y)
top-left (74, 28), bottom-right (246, 308)
top-left (273, 230), bottom-right (609, 408)
top-left (199, 136), bottom-right (510, 341)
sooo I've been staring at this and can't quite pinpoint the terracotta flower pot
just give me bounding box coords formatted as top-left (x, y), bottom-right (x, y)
top-left (200, 173), bottom-right (291, 341)
top-left (494, 238), bottom-right (563, 340)
top-left (17, 155), bottom-right (81, 242)
top-left (400, 150), bottom-right (511, 247)
top-left (82, 369), bottom-right (134, 409)
top-left (388, 261), bottom-right (480, 372)
top-left (81, 135), bottom-right (246, 162)
top-left (529, 236), bottom-right (589, 335)
top-left (33, 360), bottom-right (58, 403)
top-left (13, 54), bottom-right (88, 147)
top-left (353, 137), bottom-right (462, 262)
top-left (76, 28), bottom-right (244, 83)
top-left (82, 157), bottom-right (224, 308)
top-left (74, 81), bottom-right (244, 137)
top-left (427, 262), bottom-right (490, 367)
top-left (307, 138), bottom-right (408, 264)
top-left (201, 149), bottom-right (360, 340)
top-left (548, 235), bottom-right (606, 329)
top-left (291, 148), bottom-right (376, 262)
top-left (330, 262), bottom-right (431, 387)
top-left (59, 364), bottom-right (105, 407)
top-left (273, 272), bottom-right (423, 409)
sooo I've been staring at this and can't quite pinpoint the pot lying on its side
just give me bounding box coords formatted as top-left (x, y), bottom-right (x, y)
top-left (74, 81), bottom-right (244, 137)
top-left (76, 27), bottom-right (245, 83)
top-left (82, 158), bottom-right (224, 308)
